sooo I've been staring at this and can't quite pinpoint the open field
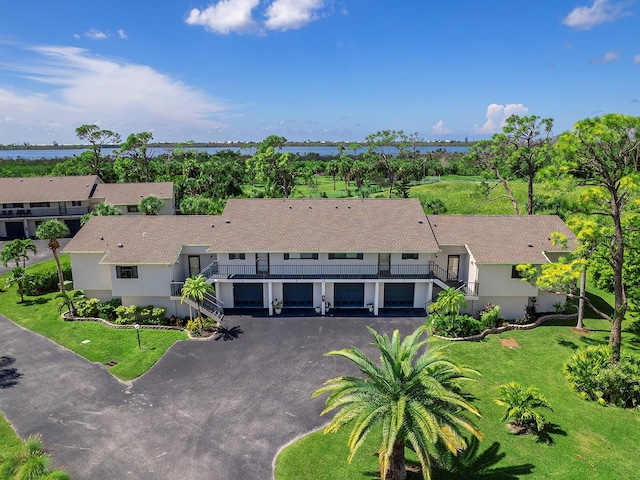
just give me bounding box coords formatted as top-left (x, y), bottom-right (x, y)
top-left (275, 287), bottom-right (640, 480)
top-left (0, 255), bottom-right (187, 381)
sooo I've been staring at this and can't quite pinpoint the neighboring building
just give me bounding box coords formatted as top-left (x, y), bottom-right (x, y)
top-left (0, 176), bottom-right (174, 239)
top-left (90, 182), bottom-right (175, 215)
top-left (0, 175), bottom-right (101, 239)
top-left (64, 198), bottom-right (575, 319)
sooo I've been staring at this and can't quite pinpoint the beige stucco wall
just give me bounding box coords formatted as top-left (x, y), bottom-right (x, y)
top-left (111, 264), bottom-right (172, 298)
top-left (70, 253), bottom-right (112, 292)
top-left (477, 264), bottom-right (539, 297)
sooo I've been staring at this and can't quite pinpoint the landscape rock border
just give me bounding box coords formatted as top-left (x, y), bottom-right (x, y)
top-left (433, 313), bottom-right (579, 341)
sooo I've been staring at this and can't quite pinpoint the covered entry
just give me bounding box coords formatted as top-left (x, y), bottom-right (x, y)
top-left (65, 219), bottom-right (82, 235)
top-left (283, 283), bottom-right (313, 307)
top-left (233, 283), bottom-right (263, 308)
top-left (384, 283), bottom-right (415, 307)
top-left (334, 283), bottom-right (364, 308)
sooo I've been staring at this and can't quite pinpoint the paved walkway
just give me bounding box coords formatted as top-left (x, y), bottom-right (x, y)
top-left (0, 314), bottom-right (422, 479)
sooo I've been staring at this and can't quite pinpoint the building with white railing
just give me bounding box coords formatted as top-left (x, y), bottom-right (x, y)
top-left (63, 198), bottom-right (575, 319)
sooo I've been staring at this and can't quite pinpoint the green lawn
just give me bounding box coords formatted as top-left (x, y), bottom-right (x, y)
top-left (0, 413), bottom-right (24, 458)
top-left (275, 297), bottom-right (640, 479)
top-left (0, 255), bottom-right (187, 381)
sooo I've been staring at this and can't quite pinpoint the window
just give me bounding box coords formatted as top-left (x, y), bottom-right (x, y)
top-left (71, 201), bottom-right (82, 207)
top-left (29, 202), bottom-right (50, 208)
top-left (511, 265), bottom-right (524, 279)
top-left (116, 266), bottom-right (138, 279)
top-left (127, 205), bottom-right (139, 213)
top-left (329, 253), bottom-right (363, 260)
top-left (229, 253), bottom-right (246, 260)
top-left (285, 253), bottom-right (318, 260)
top-left (402, 253), bottom-right (419, 260)
top-left (2, 203), bottom-right (24, 209)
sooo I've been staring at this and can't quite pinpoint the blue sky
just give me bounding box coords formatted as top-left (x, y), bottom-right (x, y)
top-left (0, 0), bottom-right (638, 144)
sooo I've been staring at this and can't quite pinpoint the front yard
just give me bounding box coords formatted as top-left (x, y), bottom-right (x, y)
top-left (275, 291), bottom-right (640, 479)
top-left (0, 255), bottom-right (187, 381)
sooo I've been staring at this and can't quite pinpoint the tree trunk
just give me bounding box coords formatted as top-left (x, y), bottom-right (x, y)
top-left (386, 441), bottom-right (406, 480)
top-left (527, 167), bottom-right (534, 215)
top-left (577, 268), bottom-right (586, 330)
top-left (610, 197), bottom-right (626, 364)
top-left (52, 249), bottom-right (66, 294)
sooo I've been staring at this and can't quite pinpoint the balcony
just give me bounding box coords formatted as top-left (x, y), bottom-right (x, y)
top-left (0, 206), bottom-right (89, 218)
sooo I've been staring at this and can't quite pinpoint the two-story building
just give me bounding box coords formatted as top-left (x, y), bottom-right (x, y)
top-left (64, 198), bottom-right (575, 319)
top-left (0, 176), bottom-right (174, 240)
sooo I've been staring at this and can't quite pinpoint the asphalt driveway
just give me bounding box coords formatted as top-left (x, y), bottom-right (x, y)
top-left (0, 314), bottom-right (423, 479)
top-left (0, 239), bottom-right (71, 274)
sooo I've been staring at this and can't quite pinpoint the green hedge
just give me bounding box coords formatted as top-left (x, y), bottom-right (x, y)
top-left (22, 266), bottom-right (72, 296)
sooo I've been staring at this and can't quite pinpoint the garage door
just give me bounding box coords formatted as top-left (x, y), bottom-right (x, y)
top-left (335, 283), bottom-right (364, 307)
top-left (283, 283), bottom-right (313, 307)
top-left (4, 222), bottom-right (24, 239)
top-left (65, 219), bottom-right (81, 235)
top-left (234, 283), bottom-right (263, 307)
top-left (384, 283), bottom-right (415, 307)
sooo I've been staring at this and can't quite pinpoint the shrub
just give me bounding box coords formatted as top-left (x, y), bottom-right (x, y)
top-left (97, 298), bottom-right (122, 322)
top-left (22, 266), bottom-right (73, 296)
top-left (430, 313), bottom-right (485, 338)
top-left (479, 304), bottom-right (504, 329)
top-left (564, 346), bottom-right (640, 409)
top-left (75, 297), bottom-right (100, 318)
top-left (114, 305), bottom-right (138, 325)
top-left (186, 318), bottom-right (200, 334)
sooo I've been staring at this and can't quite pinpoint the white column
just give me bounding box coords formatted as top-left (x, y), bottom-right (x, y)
top-left (374, 282), bottom-right (380, 316)
top-left (268, 282), bottom-right (274, 315)
top-left (321, 281), bottom-right (326, 315)
top-left (23, 219), bottom-right (29, 238)
top-left (426, 282), bottom-right (433, 312)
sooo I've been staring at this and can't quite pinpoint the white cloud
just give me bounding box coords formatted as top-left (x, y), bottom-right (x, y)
top-left (589, 50), bottom-right (620, 63)
top-left (563, 0), bottom-right (632, 30)
top-left (633, 53), bottom-right (640, 63)
top-left (431, 120), bottom-right (452, 136)
top-left (185, 0), bottom-right (259, 34)
top-left (474, 103), bottom-right (528, 135)
top-left (117, 29), bottom-right (127, 39)
top-left (264, 0), bottom-right (324, 31)
top-left (85, 29), bottom-right (108, 40)
top-left (0, 45), bottom-right (229, 143)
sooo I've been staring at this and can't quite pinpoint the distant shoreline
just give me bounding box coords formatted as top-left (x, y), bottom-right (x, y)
top-left (0, 140), bottom-right (474, 151)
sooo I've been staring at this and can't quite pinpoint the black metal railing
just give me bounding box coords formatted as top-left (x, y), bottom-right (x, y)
top-left (0, 206), bottom-right (89, 218)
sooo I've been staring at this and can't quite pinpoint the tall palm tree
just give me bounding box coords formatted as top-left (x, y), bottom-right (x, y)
top-left (36, 220), bottom-right (70, 294)
top-left (4, 267), bottom-right (27, 303)
top-left (180, 275), bottom-right (214, 332)
top-left (313, 326), bottom-right (482, 480)
top-left (81, 202), bottom-right (121, 226)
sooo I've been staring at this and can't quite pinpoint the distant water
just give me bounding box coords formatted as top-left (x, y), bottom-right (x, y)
top-left (0, 144), bottom-right (468, 160)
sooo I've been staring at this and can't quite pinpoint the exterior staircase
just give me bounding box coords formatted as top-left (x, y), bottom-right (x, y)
top-left (181, 292), bottom-right (224, 322)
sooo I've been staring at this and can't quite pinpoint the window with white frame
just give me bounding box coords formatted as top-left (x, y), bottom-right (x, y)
top-left (328, 253), bottom-right (363, 260)
top-left (284, 253), bottom-right (319, 260)
top-left (401, 253), bottom-right (419, 260)
top-left (229, 253), bottom-right (246, 260)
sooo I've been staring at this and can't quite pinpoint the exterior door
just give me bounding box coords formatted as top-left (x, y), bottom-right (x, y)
top-left (334, 283), bottom-right (364, 307)
top-left (283, 283), bottom-right (313, 307)
top-left (378, 253), bottom-right (391, 276)
top-left (384, 283), bottom-right (415, 307)
top-left (188, 255), bottom-right (201, 278)
top-left (234, 283), bottom-right (263, 307)
top-left (256, 253), bottom-right (269, 275)
top-left (58, 202), bottom-right (67, 214)
top-left (447, 255), bottom-right (460, 281)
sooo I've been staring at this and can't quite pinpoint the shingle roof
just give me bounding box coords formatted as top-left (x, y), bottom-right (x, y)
top-left (218, 198), bottom-right (439, 253)
top-left (64, 215), bottom-right (215, 264)
top-left (0, 176), bottom-right (101, 203)
top-left (91, 182), bottom-right (173, 205)
top-left (427, 215), bottom-right (576, 264)
top-left (64, 198), bottom-right (439, 263)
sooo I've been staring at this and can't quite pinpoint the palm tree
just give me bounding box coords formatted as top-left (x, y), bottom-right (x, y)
top-left (57, 290), bottom-right (84, 317)
top-left (138, 195), bottom-right (164, 215)
top-left (313, 326), bottom-right (482, 480)
top-left (81, 202), bottom-right (121, 226)
top-left (1, 238), bottom-right (37, 268)
top-left (4, 267), bottom-right (27, 303)
top-left (494, 382), bottom-right (553, 434)
top-left (180, 275), bottom-right (214, 333)
top-left (429, 287), bottom-right (466, 316)
top-left (36, 220), bottom-right (70, 294)
top-left (0, 434), bottom-right (70, 480)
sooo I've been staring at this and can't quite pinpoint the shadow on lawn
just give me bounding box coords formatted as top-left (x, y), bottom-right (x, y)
top-left (0, 356), bottom-right (23, 389)
top-left (20, 297), bottom-right (51, 306)
top-left (364, 439), bottom-right (535, 480)
top-left (535, 423), bottom-right (567, 445)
